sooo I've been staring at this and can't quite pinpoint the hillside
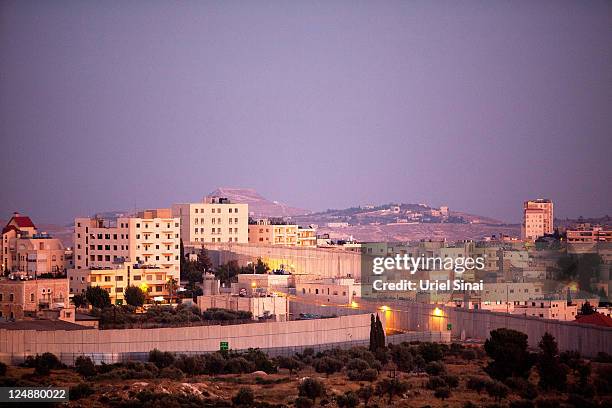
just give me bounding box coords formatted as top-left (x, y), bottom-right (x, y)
top-left (208, 188), bottom-right (309, 217)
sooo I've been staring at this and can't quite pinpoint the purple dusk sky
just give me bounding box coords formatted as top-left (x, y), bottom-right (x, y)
top-left (1, 0), bottom-right (611, 224)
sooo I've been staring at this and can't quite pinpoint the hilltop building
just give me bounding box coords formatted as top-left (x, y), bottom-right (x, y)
top-left (73, 209), bottom-right (180, 281)
top-left (1, 212), bottom-right (67, 275)
top-left (172, 197), bottom-right (248, 244)
top-left (522, 199), bottom-right (554, 241)
top-left (566, 224), bottom-right (612, 243)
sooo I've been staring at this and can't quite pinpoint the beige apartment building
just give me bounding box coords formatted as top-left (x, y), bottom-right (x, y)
top-left (566, 224), bottom-right (612, 243)
top-left (522, 199), bottom-right (554, 241)
top-left (73, 209), bottom-right (180, 281)
top-left (248, 219), bottom-right (317, 248)
top-left (172, 197), bottom-right (248, 244)
top-left (0, 277), bottom-right (69, 319)
top-left (296, 278), bottom-right (361, 304)
top-left (512, 297), bottom-right (578, 321)
top-left (68, 263), bottom-right (170, 304)
top-left (2, 213), bottom-right (67, 275)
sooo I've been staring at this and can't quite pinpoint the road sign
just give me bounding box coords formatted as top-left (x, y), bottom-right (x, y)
top-left (446, 323), bottom-right (452, 330)
top-left (220, 341), bottom-right (229, 351)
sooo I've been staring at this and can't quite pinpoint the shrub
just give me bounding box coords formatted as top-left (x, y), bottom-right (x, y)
top-left (203, 352), bottom-right (226, 375)
top-left (441, 374), bottom-right (459, 388)
top-left (124, 285), bottom-right (146, 307)
top-left (427, 376), bottom-right (447, 390)
top-left (461, 348), bottom-right (477, 361)
top-left (418, 342), bottom-right (445, 362)
top-left (535, 398), bottom-right (563, 408)
top-left (173, 355), bottom-right (204, 375)
top-left (358, 385), bottom-right (374, 405)
top-left (225, 357), bottom-right (256, 374)
top-left (467, 375), bottom-right (490, 394)
top-left (276, 356), bottom-right (302, 375)
top-left (450, 342), bottom-right (465, 355)
top-left (594, 352), bottom-right (612, 363)
top-left (425, 361), bottom-right (446, 376)
top-left (486, 380), bottom-right (510, 402)
top-left (346, 358), bottom-right (370, 372)
top-left (510, 400), bottom-right (535, 408)
top-left (347, 368), bottom-right (378, 382)
top-left (390, 343), bottom-right (414, 372)
top-left (241, 348), bottom-right (277, 374)
top-left (335, 391), bottom-right (359, 408)
top-left (74, 356), bottom-right (96, 378)
top-left (434, 386), bottom-right (451, 400)
top-left (295, 396), bottom-right (314, 408)
top-left (376, 377), bottom-right (409, 404)
top-left (158, 367), bottom-right (184, 380)
top-left (148, 349), bottom-right (175, 369)
top-left (314, 356), bottom-right (343, 376)
top-left (505, 377), bottom-right (537, 399)
top-left (69, 383), bottom-right (94, 400)
top-left (0, 362), bottom-right (6, 376)
top-left (298, 377), bottom-right (325, 403)
top-left (232, 387), bottom-right (255, 407)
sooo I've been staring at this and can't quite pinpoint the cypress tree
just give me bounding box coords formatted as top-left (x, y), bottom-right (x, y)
top-left (376, 314), bottom-right (386, 349)
top-left (369, 314), bottom-right (377, 351)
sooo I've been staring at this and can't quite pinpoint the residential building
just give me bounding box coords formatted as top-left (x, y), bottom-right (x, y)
top-left (296, 278), bottom-right (361, 304)
top-left (522, 199), bottom-right (554, 241)
top-left (73, 209), bottom-right (180, 281)
top-left (68, 263), bottom-right (170, 304)
top-left (248, 219), bottom-right (317, 247)
top-left (566, 224), bottom-right (612, 243)
top-left (172, 197), bottom-right (248, 244)
top-left (1, 212), bottom-right (67, 275)
top-left (0, 277), bottom-right (69, 319)
top-left (511, 297), bottom-right (577, 321)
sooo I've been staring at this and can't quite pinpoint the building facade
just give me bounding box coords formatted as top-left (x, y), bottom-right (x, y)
top-left (566, 224), bottom-right (612, 243)
top-left (0, 277), bottom-right (69, 319)
top-left (68, 263), bottom-right (170, 304)
top-left (2, 212), bottom-right (67, 275)
top-left (248, 219), bottom-right (317, 248)
top-left (172, 197), bottom-right (248, 244)
top-left (522, 199), bottom-right (554, 241)
top-left (73, 209), bottom-right (180, 281)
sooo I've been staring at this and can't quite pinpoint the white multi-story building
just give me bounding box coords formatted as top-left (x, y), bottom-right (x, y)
top-left (73, 209), bottom-right (180, 281)
top-left (172, 197), bottom-right (248, 244)
top-left (522, 199), bottom-right (554, 241)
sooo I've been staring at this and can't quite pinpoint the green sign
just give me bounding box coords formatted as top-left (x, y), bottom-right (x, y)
top-left (220, 341), bottom-right (229, 351)
top-left (446, 323), bottom-right (452, 330)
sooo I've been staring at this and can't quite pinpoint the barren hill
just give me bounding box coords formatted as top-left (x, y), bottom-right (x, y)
top-left (207, 188), bottom-right (309, 217)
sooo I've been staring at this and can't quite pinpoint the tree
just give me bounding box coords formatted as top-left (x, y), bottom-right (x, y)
top-left (148, 349), bottom-right (175, 369)
top-left (298, 377), bottom-right (325, 404)
top-left (196, 247), bottom-right (213, 272)
top-left (375, 377), bottom-right (409, 404)
top-left (376, 314), bottom-right (386, 349)
top-left (537, 332), bottom-right (567, 390)
top-left (215, 260), bottom-right (241, 285)
top-left (484, 328), bottom-right (534, 380)
top-left (369, 314), bottom-right (377, 352)
top-left (277, 356), bottom-right (302, 376)
top-left (579, 302), bottom-right (596, 316)
top-left (124, 286), bottom-right (146, 307)
top-left (166, 277), bottom-right (178, 304)
top-left (254, 258), bottom-right (269, 274)
top-left (85, 286), bottom-right (111, 309)
top-left (466, 376), bottom-right (490, 394)
top-left (390, 343), bottom-right (414, 372)
top-left (73, 293), bottom-right (87, 308)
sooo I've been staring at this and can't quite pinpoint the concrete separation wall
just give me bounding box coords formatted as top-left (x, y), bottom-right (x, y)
top-left (0, 314), bottom-right (369, 364)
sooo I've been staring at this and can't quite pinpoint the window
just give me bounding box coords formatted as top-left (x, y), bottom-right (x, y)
top-left (30, 293), bottom-right (35, 301)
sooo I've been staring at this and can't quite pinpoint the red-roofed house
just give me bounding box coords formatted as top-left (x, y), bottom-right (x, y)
top-left (575, 312), bottom-right (612, 328)
top-left (1, 212), bottom-right (66, 275)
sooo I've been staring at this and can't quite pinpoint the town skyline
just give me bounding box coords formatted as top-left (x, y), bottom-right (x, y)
top-left (2, 0), bottom-right (611, 223)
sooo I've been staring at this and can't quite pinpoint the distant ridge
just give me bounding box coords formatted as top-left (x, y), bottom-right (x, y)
top-left (207, 187), bottom-right (309, 217)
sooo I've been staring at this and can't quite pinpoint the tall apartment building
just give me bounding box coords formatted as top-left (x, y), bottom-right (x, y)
top-left (73, 209), bottom-right (180, 281)
top-left (172, 197), bottom-right (248, 244)
top-left (522, 199), bottom-right (554, 241)
top-left (248, 219), bottom-right (317, 247)
top-left (1, 212), bottom-right (67, 275)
